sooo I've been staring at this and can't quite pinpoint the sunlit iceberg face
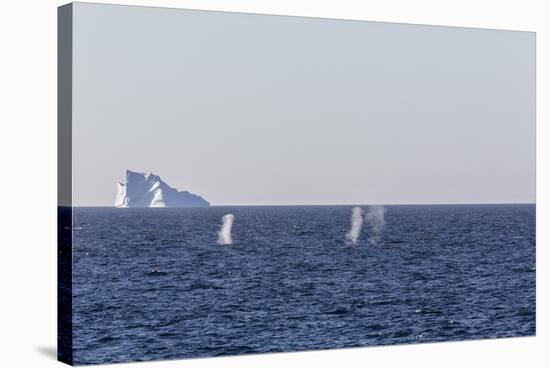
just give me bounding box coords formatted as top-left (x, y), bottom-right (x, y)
top-left (115, 169), bottom-right (209, 208)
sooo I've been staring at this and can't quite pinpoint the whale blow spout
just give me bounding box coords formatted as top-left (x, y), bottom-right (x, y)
top-left (345, 207), bottom-right (364, 245)
top-left (366, 205), bottom-right (386, 244)
top-left (217, 214), bottom-right (235, 245)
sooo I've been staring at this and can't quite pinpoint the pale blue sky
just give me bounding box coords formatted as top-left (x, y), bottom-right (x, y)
top-left (71, 3), bottom-right (535, 206)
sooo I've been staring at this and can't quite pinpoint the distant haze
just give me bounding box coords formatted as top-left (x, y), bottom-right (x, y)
top-left (71, 3), bottom-right (535, 206)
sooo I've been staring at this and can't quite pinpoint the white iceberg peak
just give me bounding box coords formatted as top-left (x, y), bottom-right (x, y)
top-left (115, 169), bottom-right (209, 208)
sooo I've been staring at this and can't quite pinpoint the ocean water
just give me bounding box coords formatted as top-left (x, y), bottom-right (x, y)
top-left (71, 205), bottom-right (535, 365)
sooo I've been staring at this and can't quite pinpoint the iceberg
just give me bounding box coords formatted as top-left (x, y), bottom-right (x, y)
top-left (115, 170), bottom-right (209, 208)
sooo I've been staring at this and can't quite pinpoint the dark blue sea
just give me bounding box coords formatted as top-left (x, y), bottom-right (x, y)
top-left (71, 204), bottom-right (536, 365)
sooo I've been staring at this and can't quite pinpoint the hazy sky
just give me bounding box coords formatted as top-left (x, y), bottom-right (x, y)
top-left (72, 3), bottom-right (535, 206)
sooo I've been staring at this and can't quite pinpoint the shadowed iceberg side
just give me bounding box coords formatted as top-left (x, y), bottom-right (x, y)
top-left (115, 170), bottom-right (209, 208)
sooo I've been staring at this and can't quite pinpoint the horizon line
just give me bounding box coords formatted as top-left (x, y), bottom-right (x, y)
top-left (65, 201), bottom-right (536, 208)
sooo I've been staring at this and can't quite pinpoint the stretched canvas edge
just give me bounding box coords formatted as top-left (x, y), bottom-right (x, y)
top-left (58, 2), bottom-right (74, 365)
